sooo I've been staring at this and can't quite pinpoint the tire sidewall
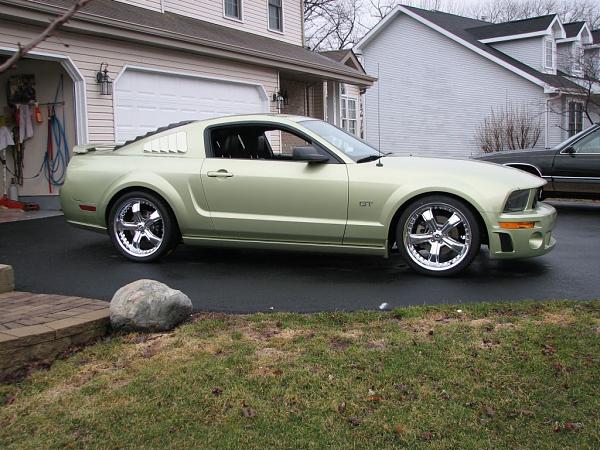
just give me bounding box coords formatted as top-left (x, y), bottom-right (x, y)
top-left (108, 191), bottom-right (176, 262)
top-left (396, 195), bottom-right (481, 276)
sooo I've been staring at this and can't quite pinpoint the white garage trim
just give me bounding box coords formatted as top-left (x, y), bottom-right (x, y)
top-left (113, 64), bottom-right (269, 143)
top-left (0, 47), bottom-right (89, 145)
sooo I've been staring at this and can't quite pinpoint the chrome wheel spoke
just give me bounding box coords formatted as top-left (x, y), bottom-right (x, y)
top-left (440, 213), bottom-right (461, 235)
top-left (131, 231), bottom-right (143, 250)
top-left (428, 241), bottom-right (442, 263)
top-left (144, 229), bottom-right (161, 246)
top-left (442, 236), bottom-right (465, 254)
top-left (145, 210), bottom-right (161, 227)
top-left (117, 219), bottom-right (137, 231)
top-left (421, 208), bottom-right (439, 232)
top-left (131, 201), bottom-right (143, 223)
top-left (408, 233), bottom-right (433, 245)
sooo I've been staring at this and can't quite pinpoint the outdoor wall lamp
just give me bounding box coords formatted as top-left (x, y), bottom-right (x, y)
top-left (96, 62), bottom-right (112, 96)
top-left (271, 90), bottom-right (288, 111)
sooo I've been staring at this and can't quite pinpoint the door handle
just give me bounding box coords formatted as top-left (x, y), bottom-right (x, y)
top-left (207, 170), bottom-right (233, 178)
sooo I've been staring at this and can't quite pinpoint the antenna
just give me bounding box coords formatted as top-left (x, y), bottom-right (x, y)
top-left (376, 63), bottom-right (383, 167)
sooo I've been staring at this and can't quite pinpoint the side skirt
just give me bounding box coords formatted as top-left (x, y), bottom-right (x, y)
top-left (182, 236), bottom-right (389, 257)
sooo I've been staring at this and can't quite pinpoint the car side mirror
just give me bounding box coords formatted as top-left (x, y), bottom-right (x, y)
top-left (292, 146), bottom-right (329, 163)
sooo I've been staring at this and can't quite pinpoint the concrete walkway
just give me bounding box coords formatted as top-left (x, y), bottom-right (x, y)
top-left (0, 291), bottom-right (109, 376)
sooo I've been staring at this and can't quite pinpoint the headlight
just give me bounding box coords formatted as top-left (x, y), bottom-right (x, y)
top-left (504, 189), bottom-right (530, 212)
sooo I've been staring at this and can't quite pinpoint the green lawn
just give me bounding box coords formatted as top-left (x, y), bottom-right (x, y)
top-left (1, 301), bottom-right (599, 449)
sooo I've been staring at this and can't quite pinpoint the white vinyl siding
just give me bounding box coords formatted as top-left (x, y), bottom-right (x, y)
top-left (491, 36), bottom-right (546, 72)
top-left (161, 0), bottom-right (303, 45)
top-left (0, 21), bottom-right (279, 143)
top-left (360, 13), bottom-right (562, 157)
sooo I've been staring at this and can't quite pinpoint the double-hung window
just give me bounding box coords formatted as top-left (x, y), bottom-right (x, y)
top-left (224, 0), bottom-right (241, 20)
top-left (268, 0), bottom-right (283, 32)
top-left (544, 38), bottom-right (554, 70)
top-left (340, 84), bottom-right (358, 136)
top-left (568, 101), bottom-right (584, 137)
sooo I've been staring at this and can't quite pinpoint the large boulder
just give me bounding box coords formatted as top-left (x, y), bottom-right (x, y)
top-left (110, 279), bottom-right (192, 332)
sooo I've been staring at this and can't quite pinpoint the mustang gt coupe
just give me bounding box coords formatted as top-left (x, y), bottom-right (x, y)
top-left (60, 115), bottom-right (557, 276)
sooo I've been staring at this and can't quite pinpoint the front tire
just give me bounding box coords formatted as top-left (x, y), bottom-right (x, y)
top-left (108, 191), bottom-right (177, 262)
top-left (396, 195), bottom-right (481, 276)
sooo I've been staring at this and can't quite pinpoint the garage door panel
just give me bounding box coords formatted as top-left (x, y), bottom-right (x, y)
top-left (115, 70), bottom-right (267, 143)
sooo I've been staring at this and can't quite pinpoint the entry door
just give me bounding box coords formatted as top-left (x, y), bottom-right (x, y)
top-left (553, 127), bottom-right (600, 195)
top-left (201, 158), bottom-right (349, 243)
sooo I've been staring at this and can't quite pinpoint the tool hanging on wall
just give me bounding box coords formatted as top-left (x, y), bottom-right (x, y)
top-left (43, 75), bottom-right (70, 193)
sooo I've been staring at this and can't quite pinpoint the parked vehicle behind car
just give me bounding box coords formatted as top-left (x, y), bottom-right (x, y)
top-left (60, 115), bottom-right (556, 276)
top-left (474, 124), bottom-right (600, 199)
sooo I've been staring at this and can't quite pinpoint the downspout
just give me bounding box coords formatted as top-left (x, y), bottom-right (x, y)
top-left (545, 92), bottom-right (562, 148)
top-left (160, 0), bottom-right (164, 13)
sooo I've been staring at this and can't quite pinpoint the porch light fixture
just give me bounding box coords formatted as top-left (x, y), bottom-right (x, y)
top-left (96, 62), bottom-right (112, 96)
top-left (271, 90), bottom-right (288, 111)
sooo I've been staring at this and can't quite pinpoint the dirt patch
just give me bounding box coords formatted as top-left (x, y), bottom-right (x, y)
top-left (366, 339), bottom-right (386, 351)
top-left (330, 337), bottom-right (352, 351)
top-left (541, 311), bottom-right (576, 327)
top-left (469, 319), bottom-right (494, 328)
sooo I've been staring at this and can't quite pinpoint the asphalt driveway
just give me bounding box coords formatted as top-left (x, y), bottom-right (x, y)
top-left (1, 200), bottom-right (598, 312)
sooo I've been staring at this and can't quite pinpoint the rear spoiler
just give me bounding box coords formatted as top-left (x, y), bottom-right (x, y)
top-left (73, 143), bottom-right (116, 154)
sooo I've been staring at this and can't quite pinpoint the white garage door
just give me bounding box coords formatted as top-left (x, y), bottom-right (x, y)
top-left (115, 69), bottom-right (268, 142)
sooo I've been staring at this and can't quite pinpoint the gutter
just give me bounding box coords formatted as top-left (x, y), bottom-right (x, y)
top-left (0, 0), bottom-right (376, 86)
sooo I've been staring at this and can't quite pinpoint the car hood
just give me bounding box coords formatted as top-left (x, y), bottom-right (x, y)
top-left (473, 148), bottom-right (555, 161)
top-left (380, 155), bottom-right (545, 189)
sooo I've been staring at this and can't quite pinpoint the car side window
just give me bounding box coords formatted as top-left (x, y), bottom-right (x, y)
top-left (208, 124), bottom-right (335, 162)
top-left (572, 129), bottom-right (600, 154)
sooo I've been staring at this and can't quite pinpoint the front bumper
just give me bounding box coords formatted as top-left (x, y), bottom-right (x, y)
top-left (487, 202), bottom-right (557, 259)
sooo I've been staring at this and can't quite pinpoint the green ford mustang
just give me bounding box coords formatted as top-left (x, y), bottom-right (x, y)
top-left (60, 115), bottom-right (557, 276)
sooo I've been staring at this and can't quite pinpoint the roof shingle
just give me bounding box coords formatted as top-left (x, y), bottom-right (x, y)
top-left (466, 14), bottom-right (557, 40)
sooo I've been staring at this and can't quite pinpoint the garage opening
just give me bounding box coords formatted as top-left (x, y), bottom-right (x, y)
top-left (0, 57), bottom-right (78, 216)
top-left (115, 68), bottom-right (268, 143)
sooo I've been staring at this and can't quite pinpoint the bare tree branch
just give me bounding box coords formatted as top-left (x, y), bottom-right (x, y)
top-left (0, 0), bottom-right (93, 73)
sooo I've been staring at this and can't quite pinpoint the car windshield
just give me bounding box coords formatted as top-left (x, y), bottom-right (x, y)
top-left (299, 120), bottom-right (381, 162)
top-left (553, 125), bottom-right (599, 150)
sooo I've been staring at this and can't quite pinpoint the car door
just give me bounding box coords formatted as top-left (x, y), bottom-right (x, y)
top-left (200, 123), bottom-right (349, 244)
top-left (552, 127), bottom-right (600, 195)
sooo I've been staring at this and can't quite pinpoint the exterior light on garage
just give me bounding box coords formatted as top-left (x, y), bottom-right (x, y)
top-left (96, 62), bottom-right (112, 96)
top-left (271, 90), bottom-right (288, 112)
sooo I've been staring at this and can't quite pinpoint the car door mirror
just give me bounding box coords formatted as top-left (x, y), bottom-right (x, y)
top-left (292, 146), bottom-right (329, 163)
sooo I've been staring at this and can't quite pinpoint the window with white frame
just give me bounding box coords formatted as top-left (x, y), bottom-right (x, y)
top-left (544, 38), bottom-right (554, 70)
top-left (268, 0), bottom-right (283, 31)
top-left (340, 84), bottom-right (358, 135)
top-left (224, 0), bottom-right (241, 20)
top-left (568, 101), bottom-right (584, 137)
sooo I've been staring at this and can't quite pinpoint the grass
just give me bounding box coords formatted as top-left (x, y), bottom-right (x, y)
top-left (1, 300), bottom-right (600, 449)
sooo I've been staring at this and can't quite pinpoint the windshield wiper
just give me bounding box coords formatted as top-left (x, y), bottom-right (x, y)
top-left (356, 152), bottom-right (392, 163)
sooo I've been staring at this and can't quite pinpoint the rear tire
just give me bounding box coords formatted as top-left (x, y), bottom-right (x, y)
top-left (108, 191), bottom-right (178, 262)
top-left (396, 195), bottom-right (481, 276)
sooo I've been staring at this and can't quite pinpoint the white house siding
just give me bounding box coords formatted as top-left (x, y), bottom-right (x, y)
top-left (114, 0), bottom-right (162, 12)
top-left (160, 0), bottom-right (303, 46)
top-left (0, 21), bottom-right (279, 143)
top-left (360, 14), bottom-right (553, 157)
top-left (491, 37), bottom-right (545, 72)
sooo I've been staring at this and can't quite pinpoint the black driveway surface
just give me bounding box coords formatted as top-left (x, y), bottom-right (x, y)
top-left (1, 200), bottom-right (598, 313)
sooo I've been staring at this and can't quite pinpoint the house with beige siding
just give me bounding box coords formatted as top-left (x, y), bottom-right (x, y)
top-left (354, 5), bottom-right (599, 158)
top-left (0, 0), bottom-right (374, 207)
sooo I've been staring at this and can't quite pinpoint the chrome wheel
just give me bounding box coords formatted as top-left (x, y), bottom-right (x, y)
top-left (113, 198), bottom-right (164, 257)
top-left (403, 202), bottom-right (472, 272)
